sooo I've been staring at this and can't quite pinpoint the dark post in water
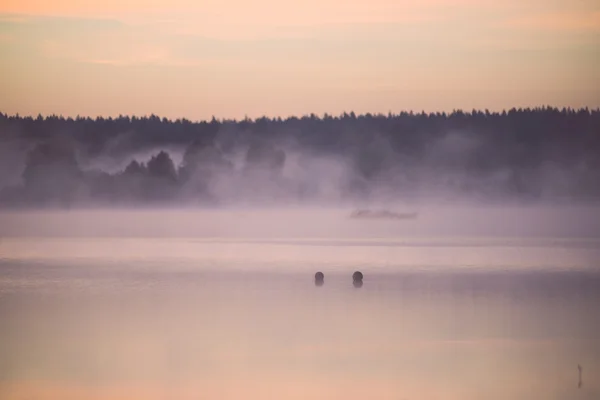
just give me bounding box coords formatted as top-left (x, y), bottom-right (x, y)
top-left (352, 271), bottom-right (363, 288)
top-left (315, 271), bottom-right (324, 287)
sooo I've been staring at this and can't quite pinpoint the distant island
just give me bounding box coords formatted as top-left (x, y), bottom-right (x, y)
top-left (350, 209), bottom-right (418, 220)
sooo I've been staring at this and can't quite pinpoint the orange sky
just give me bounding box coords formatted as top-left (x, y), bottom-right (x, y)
top-left (1, 0), bottom-right (599, 119)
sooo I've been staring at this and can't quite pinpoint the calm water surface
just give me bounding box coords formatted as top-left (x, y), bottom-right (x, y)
top-left (0, 208), bottom-right (599, 399)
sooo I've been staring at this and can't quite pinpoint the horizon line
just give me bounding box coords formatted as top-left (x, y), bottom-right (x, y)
top-left (2, 105), bottom-right (599, 124)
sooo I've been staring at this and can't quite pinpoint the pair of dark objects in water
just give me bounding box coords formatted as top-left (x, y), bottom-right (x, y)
top-left (314, 271), bottom-right (363, 288)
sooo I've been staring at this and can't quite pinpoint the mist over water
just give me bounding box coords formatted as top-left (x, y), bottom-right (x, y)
top-left (0, 206), bottom-right (599, 400)
top-left (1, 204), bottom-right (600, 239)
top-left (1, 110), bottom-right (600, 399)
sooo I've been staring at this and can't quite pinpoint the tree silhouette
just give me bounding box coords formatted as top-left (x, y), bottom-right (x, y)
top-left (21, 139), bottom-right (82, 205)
top-left (147, 151), bottom-right (177, 182)
top-left (0, 107), bottom-right (598, 207)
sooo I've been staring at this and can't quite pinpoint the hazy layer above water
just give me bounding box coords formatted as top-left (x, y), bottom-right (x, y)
top-left (1, 205), bottom-right (599, 238)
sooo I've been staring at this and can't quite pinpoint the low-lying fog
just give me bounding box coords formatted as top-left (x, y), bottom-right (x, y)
top-left (1, 205), bottom-right (599, 239)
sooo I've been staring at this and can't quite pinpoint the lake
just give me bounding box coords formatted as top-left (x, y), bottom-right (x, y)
top-left (1, 207), bottom-right (599, 399)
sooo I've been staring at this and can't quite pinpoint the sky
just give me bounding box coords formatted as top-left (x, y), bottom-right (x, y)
top-left (1, 0), bottom-right (599, 120)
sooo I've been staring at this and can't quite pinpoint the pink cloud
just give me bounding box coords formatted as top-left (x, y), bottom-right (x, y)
top-left (0, 0), bottom-right (511, 32)
top-left (0, 0), bottom-right (502, 16)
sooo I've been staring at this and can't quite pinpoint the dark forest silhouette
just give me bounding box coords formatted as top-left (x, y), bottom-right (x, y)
top-left (0, 107), bottom-right (598, 207)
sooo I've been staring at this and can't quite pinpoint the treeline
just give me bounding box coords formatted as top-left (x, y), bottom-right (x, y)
top-left (0, 107), bottom-right (599, 207)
